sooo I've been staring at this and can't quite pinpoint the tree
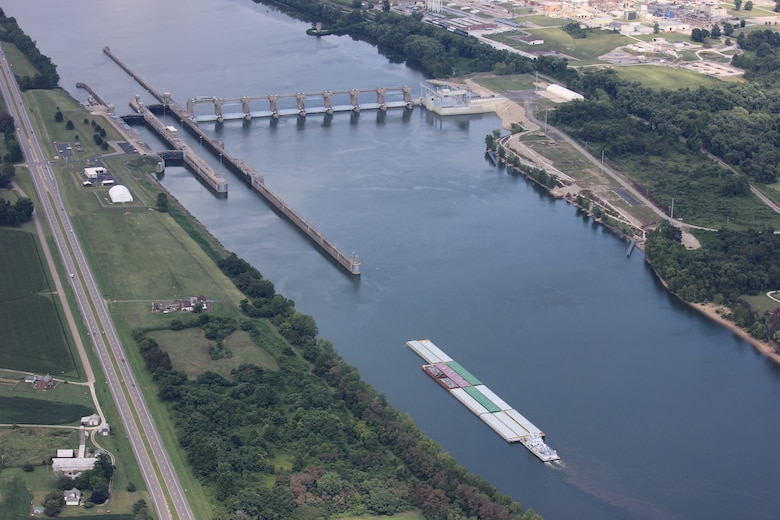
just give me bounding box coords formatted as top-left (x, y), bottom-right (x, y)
top-left (735, 0), bottom-right (742, 10)
top-left (382, 0), bottom-right (390, 11)
top-left (745, 0), bottom-right (753, 9)
top-left (156, 192), bottom-right (169, 212)
top-left (65, 120), bottom-right (74, 130)
top-left (54, 110), bottom-right (63, 123)
top-left (43, 490), bottom-right (63, 517)
top-left (711, 24), bottom-right (721, 38)
top-left (653, 22), bottom-right (660, 34)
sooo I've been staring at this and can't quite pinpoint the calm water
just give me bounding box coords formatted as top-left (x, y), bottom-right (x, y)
top-left (7, 1), bottom-right (780, 518)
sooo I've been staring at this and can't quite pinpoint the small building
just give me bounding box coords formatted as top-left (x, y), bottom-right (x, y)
top-left (31, 505), bottom-right (44, 515)
top-left (81, 414), bottom-right (101, 426)
top-left (24, 374), bottom-right (37, 384)
top-left (165, 125), bottom-right (178, 134)
top-left (33, 374), bottom-right (54, 390)
top-left (101, 179), bottom-right (116, 187)
top-left (82, 181), bottom-right (93, 187)
top-left (84, 167), bottom-right (107, 179)
top-left (63, 488), bottom-right (81, 506)
top-left (108, 185), bottom-right (133, 203)
top-left (99, 422), bottom-right (111, 436)
top-left (56, 449), bottom-right (74, 458)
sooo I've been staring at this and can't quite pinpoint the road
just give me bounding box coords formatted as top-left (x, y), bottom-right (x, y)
top-left (0, 51), bottom-right (194, 520)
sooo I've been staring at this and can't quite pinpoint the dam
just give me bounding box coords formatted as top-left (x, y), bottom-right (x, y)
top-left (104, 46), bottom-right (360, 275)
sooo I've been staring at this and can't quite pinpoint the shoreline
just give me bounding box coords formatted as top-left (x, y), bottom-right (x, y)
top-left (464, 77), bottom-right (780, 365)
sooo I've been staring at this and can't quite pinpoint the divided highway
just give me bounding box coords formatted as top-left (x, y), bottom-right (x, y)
top-left (0, 50), bottom-right (194, 520)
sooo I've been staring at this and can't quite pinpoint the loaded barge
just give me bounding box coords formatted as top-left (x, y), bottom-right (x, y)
top-left (407, 339), bottom-right (560, 462)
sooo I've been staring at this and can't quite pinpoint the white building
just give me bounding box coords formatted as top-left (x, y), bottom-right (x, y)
top-left (84, 167), bottom-right (106, 179)
top-left (546, 84), bottom-right (585, 102)
top-left (64, 488), bottom-right (81, 506)
top-left (108, 185), bottom-right (133, 203)
top-left (52, 457), bottom-right (97, 477)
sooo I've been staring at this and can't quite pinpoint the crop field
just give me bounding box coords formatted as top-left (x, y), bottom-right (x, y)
top-left (0, 230), bottom-right (47, 297)
top-left (0, 396), bottom-right (91, 425)
top-left (0, 230), bottom-right (75, 375)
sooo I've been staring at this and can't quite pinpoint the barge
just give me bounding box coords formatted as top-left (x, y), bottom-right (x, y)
top-left (406, 339), bottom-right (560, 463)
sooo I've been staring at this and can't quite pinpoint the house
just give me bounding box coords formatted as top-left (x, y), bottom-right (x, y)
top-left (80, 414), bottom-right (101, 426)
top-left (34, 374), bottom-right (54, 390)
top-left (63, 488), bottom-right (81, 506)
top-left (99, 422), bottom-right (111, 436)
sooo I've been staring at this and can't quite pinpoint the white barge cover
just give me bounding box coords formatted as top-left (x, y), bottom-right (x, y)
top-left (505, 408), bottom-right (543, 437)
top-left (492, 410), bottom-right (531, 437)
top-left (450, 387), bottom-right (490, 416)
top-left (418, 339), bottom-right (453, 362)
top-left (480, 413), bottom-right (521, 442)
top-left (406, 340), bottom-right (445, 364)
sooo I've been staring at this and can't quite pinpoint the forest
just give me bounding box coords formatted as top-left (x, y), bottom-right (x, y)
top-left (250, 0), bottom-right (576, 78)
top-left (645, 223), bottom-right (780, 344)
top-left (133, 252), bottom-right (542, 520)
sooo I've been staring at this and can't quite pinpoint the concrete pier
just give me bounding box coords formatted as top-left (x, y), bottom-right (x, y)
top-left (127, 97), bottom-right (228, 194)
top-left (104, 47), bottom-right (360, 276)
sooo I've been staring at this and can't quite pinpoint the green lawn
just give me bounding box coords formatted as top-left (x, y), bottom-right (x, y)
top-left (613, 65), bottom-right (724, 90)
top-left (474, 73), bottom-right (538, 92)
top-left (0, 396), bottom-right (91, 425)
top-left (24, 89), bottom-right (124, 162)
top-left (0, 42), bottom-right (37, 78)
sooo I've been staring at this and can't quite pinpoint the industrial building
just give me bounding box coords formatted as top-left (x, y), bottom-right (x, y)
top-left (108, 185), bottom-right (134, 203)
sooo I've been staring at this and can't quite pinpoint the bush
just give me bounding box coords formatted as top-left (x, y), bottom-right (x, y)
top-left (22, 462), bottom-right (34, 472)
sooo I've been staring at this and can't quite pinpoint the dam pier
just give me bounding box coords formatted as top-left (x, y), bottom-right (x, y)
top-left (103, 46), bottom-right (360, 275)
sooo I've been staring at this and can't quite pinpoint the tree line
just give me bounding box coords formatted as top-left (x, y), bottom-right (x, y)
top-left (251, 0), bottom-right (544, 77)
top-left (132, 251), bottom-right (542, 520)
top-left (0, 10), bottom-right (59, 90)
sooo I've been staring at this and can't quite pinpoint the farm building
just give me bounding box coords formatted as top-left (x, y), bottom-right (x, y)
top-left (83, 167), bottom-right (106, 179)
top-left (81, 414), bottom-right (101, 426)
top-left (57, 449), bottom-right (74, 458)
top-left (52, 456), bottom-right (97, 477)
top-left (26, 374), bottom-right (55, 390)
top-left (108, 185), bottom-right (133, 203)
top-left (546, 84), bottom-right (584, 102)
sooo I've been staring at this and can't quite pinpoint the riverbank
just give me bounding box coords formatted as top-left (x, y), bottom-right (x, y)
top-left (457, 75), bottom-right (780, 365)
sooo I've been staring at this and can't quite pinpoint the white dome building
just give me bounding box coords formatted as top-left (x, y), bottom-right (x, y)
top-left (108, 185), bottom-right (133, 203)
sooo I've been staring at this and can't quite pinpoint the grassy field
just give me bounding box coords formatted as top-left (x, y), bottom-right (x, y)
top-left (474, 73), bottom-right (538, 92)
top-left (0, 379), bottom-right (94, 408)
top-left (486, 26), bottom-right (634, 65)
top-left (0, 42), bottom-right (37, 78)
top-left (147, 327), bottom-right (280, 379)
top-left (0, 427), bottom-right (78, 467)
top-left (613, 65), bottom-right (725, 90)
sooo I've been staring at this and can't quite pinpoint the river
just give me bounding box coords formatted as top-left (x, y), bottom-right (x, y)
top-left (5, 1), bottom-right (780, 518)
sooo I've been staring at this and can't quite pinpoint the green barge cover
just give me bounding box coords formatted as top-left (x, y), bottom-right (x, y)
top-left (446, 361), bottom-right (481, 386)
top-left (463, 386), bottom-right (501, 413)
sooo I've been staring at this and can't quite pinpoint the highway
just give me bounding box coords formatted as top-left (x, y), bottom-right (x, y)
top-left (0, 51), bottom-right (194, 520)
